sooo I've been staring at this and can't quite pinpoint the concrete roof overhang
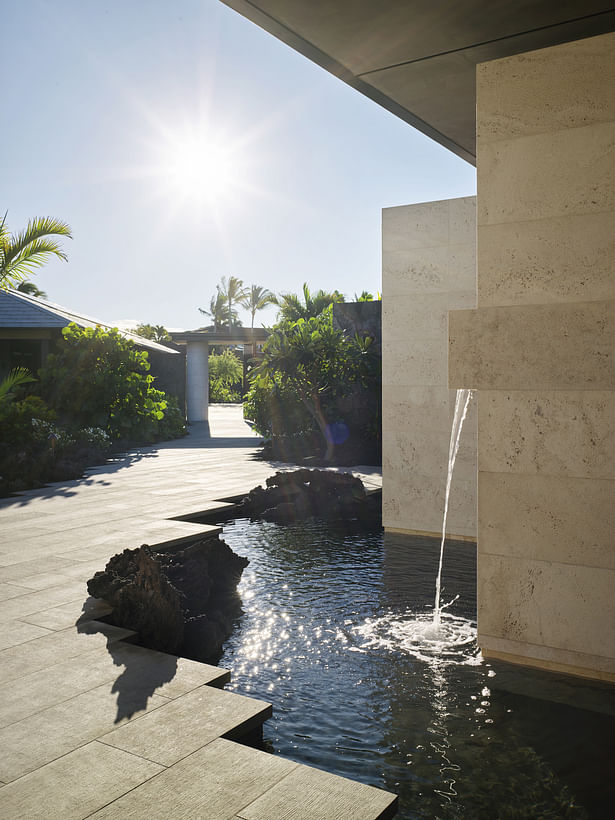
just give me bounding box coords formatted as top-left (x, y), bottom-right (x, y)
top-left (221, 1), bottom-right (615, 164)
top-left (171, 328), bottom-right (269, 345)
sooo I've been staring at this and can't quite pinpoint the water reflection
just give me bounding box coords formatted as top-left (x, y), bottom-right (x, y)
top-left (218, 520), bottom-right (613, 819)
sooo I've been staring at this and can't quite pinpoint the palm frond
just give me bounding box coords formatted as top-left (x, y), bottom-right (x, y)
top-left (2, 237), bottom-right (70, 279)
top-left (16, 280), bottom-right (47, 298)
top-left (0, 367), bottom-right (36, 402)
top-left (0, 213), bottom-right (72, 288)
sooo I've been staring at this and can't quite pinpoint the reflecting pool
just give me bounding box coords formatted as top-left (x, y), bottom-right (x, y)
top-left (217, 519), bottom-right (614, 819)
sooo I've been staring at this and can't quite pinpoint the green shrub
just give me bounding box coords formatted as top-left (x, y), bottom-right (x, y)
top-left (247, 308), bottom-right (381, 462)
top-left (243, 370), bottom-right (313, 439)
top-left (39, 323), bottom-right (185, 442)
top-left (208, 349), bottom-right (243, 403)
top-left (0, 394), bottom-right (112, 495)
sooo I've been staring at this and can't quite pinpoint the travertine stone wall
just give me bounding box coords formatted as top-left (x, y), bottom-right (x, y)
top-left (382, 197), bottom-right (477, 539)
top-left (449, 32), bottom-right (615, 682)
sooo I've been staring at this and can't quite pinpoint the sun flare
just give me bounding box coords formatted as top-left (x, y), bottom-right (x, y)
top-left (165, 138), bottom-right (237, 199)
top-left (151, 126), bottom-right (248, 210)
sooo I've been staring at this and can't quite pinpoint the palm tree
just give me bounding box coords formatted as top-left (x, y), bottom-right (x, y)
top-left (134, 323), bottom-right (171, 342)
top-left (16, 280), bottom-right (47, 299)
top-left (275, 282), bottom-right (344, 323)
top-left (198, 288), bottom-right (230, 331)
top-left (241, 285), bottom-right (276, 330)
top-left (218, 275), bottom-right (247, 333)
top-left (0, 212), bottom-right (72, 290)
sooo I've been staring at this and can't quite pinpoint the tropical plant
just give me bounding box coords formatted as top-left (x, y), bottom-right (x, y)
top-left (241, 284), bottom-right (276, 330)
top-left (275, 282), bottom-right (344, 323)
top-left (252, 307), bottom-right (361, 461)
top-left (38, 323), bottom-right (185, 442)
top-left (219, 275), bottom-right (247, 332)
top-left (0, 367), bottom-right (36, 404)
top-left (0, 212), bottom-right (72, 289)
top-left (133, 323), bottom-right (171, 342)
top-left (16, 280), bottom-right (48, 299)
top-left (209, 349), bottom-right (243, 403)
top-left (198, 288), bottom-right (229, 330)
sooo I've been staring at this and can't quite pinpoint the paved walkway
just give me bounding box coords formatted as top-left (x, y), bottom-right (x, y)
top-left (0, 406), bottom-right (392, 819)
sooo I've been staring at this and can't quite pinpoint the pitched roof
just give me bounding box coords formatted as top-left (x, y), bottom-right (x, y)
top-left (0, 289), bottom-right (178, 354)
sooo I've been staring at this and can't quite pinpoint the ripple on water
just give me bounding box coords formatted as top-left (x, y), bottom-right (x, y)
top-left (354, 610), bottom-right (482, 666)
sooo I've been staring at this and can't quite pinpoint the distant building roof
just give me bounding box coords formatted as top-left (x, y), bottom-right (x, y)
top-left (0, 289), bottom-right (179, 355)
top-left (171, 326), bottom-right (269, 344)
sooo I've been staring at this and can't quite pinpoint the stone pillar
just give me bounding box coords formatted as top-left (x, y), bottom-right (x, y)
top-left (186, 340), bottom-right (209, 423)
top-left (382, 196), bottom-right (477, 539)
top-left (449, 32), bottom-right (615, 681)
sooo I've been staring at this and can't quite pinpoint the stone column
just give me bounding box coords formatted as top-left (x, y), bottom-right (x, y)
top-left (382, 196), bottom-right (477, 539)
top-left (186, 340), bottom-right (209, 423)
top-left (449, 32), bottom-right (615, 682)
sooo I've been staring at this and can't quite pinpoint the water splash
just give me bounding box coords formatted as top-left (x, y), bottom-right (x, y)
top-left (433, 389), bottom-right (474, 628)
top-left (355, 610), bottom-right (481, 666)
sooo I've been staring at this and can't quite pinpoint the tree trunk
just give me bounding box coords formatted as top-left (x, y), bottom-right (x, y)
top-left (299, 391), bottom-right (334, 461)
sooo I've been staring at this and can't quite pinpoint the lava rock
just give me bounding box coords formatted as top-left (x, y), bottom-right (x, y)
top-left (237, 469), bottom-right (381, 524)
top-left (87, 532), bottom-right (248, 660)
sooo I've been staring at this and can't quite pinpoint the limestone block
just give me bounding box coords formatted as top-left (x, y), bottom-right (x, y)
top-left (383, 469), bottom-right (476, 538)
top-left (384, 292), bottom-right (476, 342)
top-left (477, 32), bottom-right (615, 144)
top-left (478, 634), bottom-right (615, 681)
top-left (477, 212), bottom-right (615, 307)
top-left (477, 122), bottom-right (615, 226)
top-left (383, 430), bottom-right (446, 481)
top-left (383, 337), bottom-right (448, 387)
top-left (448, 300), bottom-right (614, 390)
top-left (478, 471), bottom-right (615, 569)
top-left (449, 196), bottom-right (476, 244)
top-left (382, 201), bottom-right (449, 252)
top-left (478, 390), bottom-right (615, 479)
top-left (477, 553), bottom-right (615, 662)
top-left (384, 246), bottom-right (452, 296)
top-left (383, 384), bottom-right (451, 433)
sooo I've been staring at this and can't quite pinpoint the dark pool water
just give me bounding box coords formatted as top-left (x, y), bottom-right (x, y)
top-left (217, 519), bottom-right (615, 820)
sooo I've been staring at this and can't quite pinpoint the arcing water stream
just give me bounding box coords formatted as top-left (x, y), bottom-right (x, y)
top-left (433, 388), bottom-right (474, 628)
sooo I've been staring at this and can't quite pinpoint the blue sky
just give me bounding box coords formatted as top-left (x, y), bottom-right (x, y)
top-left (3, 0), bottom-right (475, 330)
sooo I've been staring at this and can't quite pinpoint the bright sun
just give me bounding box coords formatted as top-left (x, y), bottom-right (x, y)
top-left (165, 138), bottom-right (237, 199)
top-left (151, 127), bottom-right (247, 210)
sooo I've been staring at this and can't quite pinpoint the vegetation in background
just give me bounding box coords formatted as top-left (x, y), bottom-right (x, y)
top-left (209, 349), bottom-right (243, 403)
top-left (0, 325), bottom-right (186, 496)
top-left (0, 390), bottom-right (112, 496)
top-left (0, 212), bottom-right (72, 289)
top-left (0, 367), bottom-right (36, 403)
top-left (133, 323), bottom-right (172, 342)
top-left (39, 324), bottom-right (185, 441)
top-left (241, 284), bottom-right (276, 330)
top-left (353, 290), bottom-right (381, 301)
top-left (246, 304), bottom-right (380, 463)
top-left (274, 282), bottom-right (344, 323)
top-left (16, 280), bottom-right (48, 299)
top-left (199, 275), bottom-right (246, 331)
top-left (198, 288), bottom-right (229, 330)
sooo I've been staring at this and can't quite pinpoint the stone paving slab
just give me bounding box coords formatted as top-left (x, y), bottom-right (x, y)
top-left (0, 741), bottom-right (164, 820)
top-left (0, 682), bottom-right (169, 782)
top-left (0, 643), bottom-right (228, 730)
top-left (99, 684), bottom-right (273, 767)
top-left (237, 757), bottom-right (398, 820)
top-left (89, 737), bottom-right (299, 820)
top-left (20, 596), bottom-right (112, 631)
top-left (0, 406), bottom-right (388, 819)
top-left (0, 622), bottom-right (135, 685)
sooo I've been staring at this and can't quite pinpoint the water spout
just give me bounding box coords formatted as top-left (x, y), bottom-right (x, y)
top-left (433, 389), bottom-right (473, 628)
